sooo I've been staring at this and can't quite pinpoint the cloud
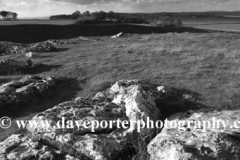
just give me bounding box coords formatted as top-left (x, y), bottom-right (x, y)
top-left (49, 0), bottom-right (238, 6)
top-left (50, 0), bottom-right (117, 5)
top-left (1, 0), bottom-right (240, 18)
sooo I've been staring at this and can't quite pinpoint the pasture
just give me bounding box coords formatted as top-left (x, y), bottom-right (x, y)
top-left (1, 21), bottom-right (240, 142)
top-left (0, 20), bottom-right (75, 25)
top-left (183, 17), bottom-right (240, 32)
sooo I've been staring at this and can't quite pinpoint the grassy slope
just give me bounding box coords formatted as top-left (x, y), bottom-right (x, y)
top-left (1, 31), bottom-right (240, 141)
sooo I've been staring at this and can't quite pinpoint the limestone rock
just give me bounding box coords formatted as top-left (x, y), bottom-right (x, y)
top-left (23, 80), bottom-right (165, 160)
top-left (0, 134), bottom-right (65, 160)
top-left (111, 32), bottom-right (123, 38)
top-left (110, 80), bottom-right (164, 126)
top-left (147, 109), bottom-right (240, 160)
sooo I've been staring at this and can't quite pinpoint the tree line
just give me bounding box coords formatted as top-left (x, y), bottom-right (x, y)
top-left (50, 10), bottom-right (221, 22)
top-left (51, 10), bottom-right (229, 27)
top-left (50, 11), bottom-right (147, 24)
top-left (0, 11), bottom-right (18, 20)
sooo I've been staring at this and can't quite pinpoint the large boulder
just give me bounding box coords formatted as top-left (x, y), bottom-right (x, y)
top-left (147, 109), bottom-right (240, 160)
top-left (4, 80), bottom-right (165, 160)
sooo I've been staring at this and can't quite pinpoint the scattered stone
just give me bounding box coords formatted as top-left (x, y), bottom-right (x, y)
top-left (0, 39), bottom-right (66, 56)
top-left (26, 43), bottom-right (57, 53)
top-left (111, 32), bottom-right (123, 38)
top-left (0, 44), bottom-right (25, 55)
top-left (147, 108), bottom-right (240, 160)
top-left (45, 39), bottom-right (66, 45)
top-left (25, 52), bottom-right (33, 58)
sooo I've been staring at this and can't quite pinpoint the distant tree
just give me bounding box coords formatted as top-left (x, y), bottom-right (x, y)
top-left (92, 11), bottom-right (107, 21)
top-left (76, 16), bottom-right (97, 24)
top-left (7, 12), bottom-right (13, 20)
top-left (70, 10), bottom-right (81, 20)
top-left (1, 11), bottom-right (8, 20)
top-left (0, 11), bottom-right (3, 20)
top-left (82, 11), bottom-right (91, 17)
top-left (162, 16), bottom-right (174, 27)
top-left (50, 14), bottom-right (71, 20)
top-left (12, 12), bottom-right (18, 20)
top-left (107, 11), bottom-right (115, 19)
top-left (173, 18), bottom-right (182, 27)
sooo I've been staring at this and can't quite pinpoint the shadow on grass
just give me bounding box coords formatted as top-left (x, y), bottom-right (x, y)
top-left (0, 64), bottom-right (62, 76)
top-left (156, 87), bottom-right (210, 118)
top-left (0, 24), bottom-right (209, 43)
top-left (1, 77), bottom-right (81, 118)
top-left (26, 64), bottom-right (62, 74)
top-left (53, 47), bottom-right (69, 52)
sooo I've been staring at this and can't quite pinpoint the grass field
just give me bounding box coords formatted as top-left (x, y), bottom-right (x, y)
top-left (1, 22), bottom-right (240, 141)
top-left (0, 20), bottom-right (75, 25)
top-left (183, 17), bottom-right (240, 32)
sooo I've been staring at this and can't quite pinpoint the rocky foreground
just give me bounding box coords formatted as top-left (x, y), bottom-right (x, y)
top-left (0, 80), bottom-right (239, 160)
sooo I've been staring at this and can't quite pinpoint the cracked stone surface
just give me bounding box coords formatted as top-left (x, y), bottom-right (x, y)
top-left (147, 108), bottom-right (240, 160)
top-left (0, 80), bottom-right (165, 160)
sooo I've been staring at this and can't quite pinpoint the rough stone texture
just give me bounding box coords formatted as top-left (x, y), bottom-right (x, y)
top-left (0, 134), bottom-right (67, 160)
top-left (0, 75), bottom-right (57, 116)
top-left (148, 109), bottom-right (240, 160)
top-left (0, 59), bottom-right (34, 75)
top-left (11, 80), bottom-right (165, 160)
top-left (26, 42), bottom-right (57, 53)
top-left (110, 80), bottom-right (164, 130)
top-left (0, 39), bottom-right (64, 56)
top-left (45, 39), bottom-right (66, 45)
top-left (0, 44), bottom-right (25, 55)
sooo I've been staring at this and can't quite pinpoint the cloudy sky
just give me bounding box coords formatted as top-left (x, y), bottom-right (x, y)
top-left (0, 0), bottom-right (240, 18)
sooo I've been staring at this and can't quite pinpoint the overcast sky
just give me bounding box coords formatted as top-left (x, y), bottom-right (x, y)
top-left (1, 0), bottom-right (240, 18)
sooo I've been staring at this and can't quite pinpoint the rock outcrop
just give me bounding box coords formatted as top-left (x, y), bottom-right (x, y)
top-left (147, 109), bottom-right (240, 160)
top-left (0, 75), bottom-right (57, 116)
top-left (0, 80), bottom-right (165, 160)
top-left (0, 39), bottom-right (66, 56)
top-left (26, 43), bottom-right (57, 53)
top-left (1, 79), bottom-right (239, 160)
